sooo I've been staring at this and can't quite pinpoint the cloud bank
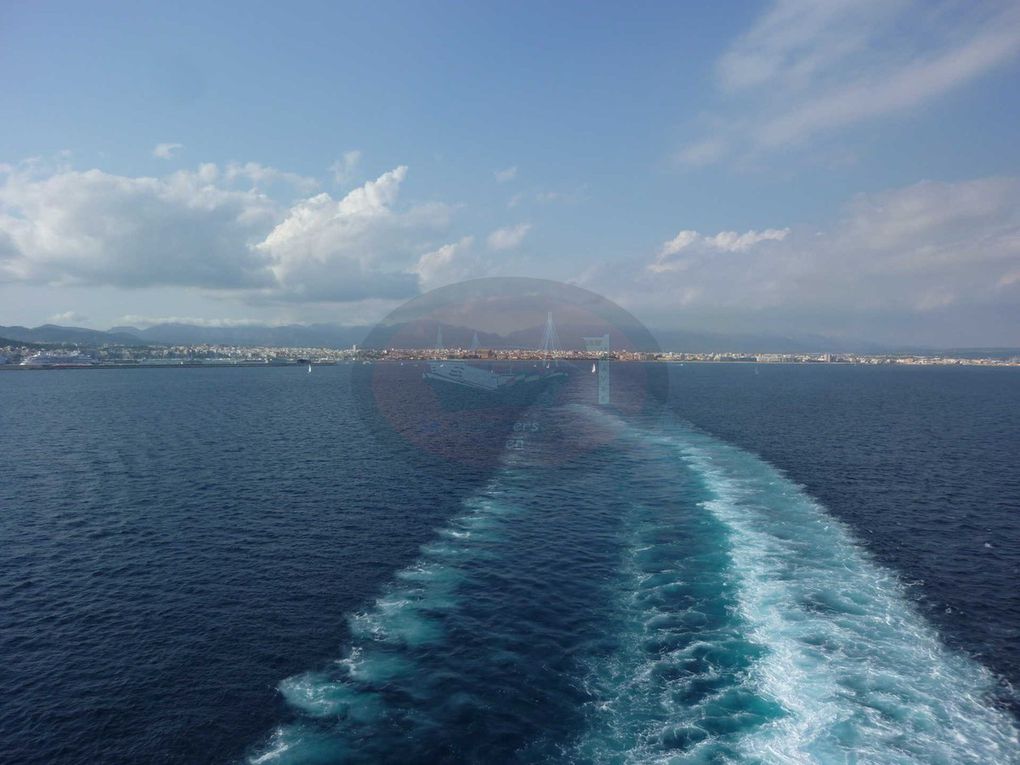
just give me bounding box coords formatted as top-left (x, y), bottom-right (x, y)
top-left (0, 159), bottom-right (455, 305)
top-left (2, 159), bottom-right (1017, 344)
top-left (585, 176), bottom-right (1020, 344)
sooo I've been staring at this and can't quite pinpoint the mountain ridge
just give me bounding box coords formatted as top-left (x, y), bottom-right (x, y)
top-left (3, 322), bottom-right (1015, 355)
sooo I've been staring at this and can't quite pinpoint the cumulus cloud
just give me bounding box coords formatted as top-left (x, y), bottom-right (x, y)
top-left (486, 222), bottom-right (531, 251)
top-left (0, 164), bottom-right (277, 289)
top-left (585, 176), bottom-right (1020, 343)
top-left (0, 160), bottom-right (454, 305)
top-left (153, 142), bottom-right (184, 159)
top-left (494, 166), bottom-right (518, 183)
top-left (255, 165), bottom-right (452, 302)
top-left (415, 236), bottom-right (478, 290)
top-left (679, 0), bottom-right (1020, 164)
top-left (330, 150), bottom-right (362, 186)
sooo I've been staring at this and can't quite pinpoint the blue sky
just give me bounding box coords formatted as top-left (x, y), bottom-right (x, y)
top-left (2, 0), bottom-right (1020, 345)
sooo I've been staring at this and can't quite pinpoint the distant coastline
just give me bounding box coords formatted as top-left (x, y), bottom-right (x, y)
top-left (3, 351), bottom-right (1018, 370)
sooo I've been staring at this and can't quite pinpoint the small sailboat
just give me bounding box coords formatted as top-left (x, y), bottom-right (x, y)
top-left (307, 364), bottom-right (312, 374)
top-left (591, 362), bottom-right (596, 373)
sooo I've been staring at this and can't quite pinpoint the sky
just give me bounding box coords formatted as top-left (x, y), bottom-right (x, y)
top-left (2, 0), bottom-right (1020, 346)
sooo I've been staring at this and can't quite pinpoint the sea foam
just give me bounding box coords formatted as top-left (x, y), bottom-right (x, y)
top-left (250, 406), bottom-right (1020, 764)
top-left (246, 486), bottom-right (522, 763)
top-left (575, 407), bottom-right (1020, 764)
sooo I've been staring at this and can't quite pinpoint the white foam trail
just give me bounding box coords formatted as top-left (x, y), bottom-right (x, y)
top-left (246, 418), bottom-right (556, 764)
top-left (248, 725), bottom-right (345, 764)
top-left (248, 731), bottom-right (288, 765)
top-left (569, 406), bottom-right (1019, 763)
top-left (676, 435), bottom-right (1019, 762)
top-left (247, 483), bottom-right (523, 763)
top-left (251, 405), bottom-right (1020, 764)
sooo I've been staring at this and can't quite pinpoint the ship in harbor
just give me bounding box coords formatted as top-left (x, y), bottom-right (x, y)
top-left (19, 351), bottom-right (95, 367)
top-left (422, 315), bottom-right (568, 408)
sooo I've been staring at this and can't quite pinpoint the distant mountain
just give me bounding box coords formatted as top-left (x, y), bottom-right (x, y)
top-left (361, 319), bottom-right (505, 350)
top-left (0, 324), bottom-right (149, 346)
top-left (3, 321), bottom-right (1009, 355)
top-left (110, 323), bottom-right (372, 348)
top-left (648, 328), bottom-right (886, 354)
top-left (0, 336), bottom-right (50, 350)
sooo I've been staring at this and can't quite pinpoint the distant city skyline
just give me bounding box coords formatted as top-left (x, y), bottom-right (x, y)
top-left (2, 1), bottom-right (1020, 345)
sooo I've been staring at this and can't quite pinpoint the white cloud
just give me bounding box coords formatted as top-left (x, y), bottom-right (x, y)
top-left (586, 176), bottom-right (1020, 342)
top-left (758, 19), bottom-right (1020, 148)
top-left (494, 166), bottom-right (518, 183)
top-left (330, 150), bottom-right (362, 186)
top-left (681, 0), bottom-right (1020, 163)
top-left (716, 0), bottom-right (898, 93)
top-left (255, 166), bottom-right (453, 302)
top-left (0, 164), bottom-right (277, 289)
top-left (674, 138), bottom-right (727, 167)
top-left (224, 162), bottom-right (318, 193)
top-left (655, 227), bottom-right (789, 267)
top-left (117, 315), bottom-right (276, 328)
top-left (998, 270), bottom-right (1020, 288)
top-left (0, 160), bottom-right (455, 305)
top-left (48, 310), bottom-right (88, 324)
top-left (415, 236), bottom-right (478, 290)
top-left (153, 142), bottom-right (184, 159)
top-left (486, 222), bottom-right (531, 251)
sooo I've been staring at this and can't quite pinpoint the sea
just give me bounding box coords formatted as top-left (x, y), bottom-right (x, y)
top-left (1, 362), bottom-right (1018, 764)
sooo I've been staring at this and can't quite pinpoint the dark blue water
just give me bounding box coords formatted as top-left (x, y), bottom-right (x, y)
top-left (669, 363), bottom-right (1020, 700)
top-left (1, 364), bottom-right (1018, 764)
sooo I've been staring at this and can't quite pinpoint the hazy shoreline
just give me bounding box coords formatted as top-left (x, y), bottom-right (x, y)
top-left (4, 358), bottom-right (1019, 371)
